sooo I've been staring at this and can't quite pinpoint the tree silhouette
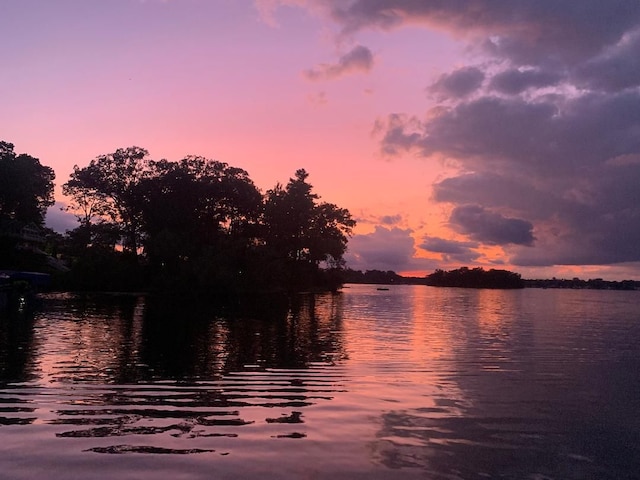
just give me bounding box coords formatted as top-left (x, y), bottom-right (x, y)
top-left (262, 169), bottom-right (355, 289)
top-left (0, 141), bottom-right (55, 226)
top-left (63, 147), bottom-right (151, 256)
top-left (136, 156), bottom-right (262, 283)
top-left (61, 150), bottom-right (355, 294)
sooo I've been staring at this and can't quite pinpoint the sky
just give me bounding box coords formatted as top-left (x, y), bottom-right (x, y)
top-left (3, 0), bottom-right (640, 280)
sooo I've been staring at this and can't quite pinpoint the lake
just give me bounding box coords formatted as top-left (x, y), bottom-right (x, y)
top-left (1, 285), bottom-right (639, 479)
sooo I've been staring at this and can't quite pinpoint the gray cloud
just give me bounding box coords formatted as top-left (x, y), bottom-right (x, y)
top-left (381, 91), bottom-right (640, 176)
top-left (449, 205), bottom-right (534, 246)
top-left (574, 29), bottom-right (640, 92)
top-left (46, 202), bottom-right (78, 233)
top-left (345, 226), bottom-right (441, 272)
top-left (345, 226), bottom-right (415, 270)
top-left (429, 66), bottom-right (484, 99)
top-left (304, 45), bottom-right (374, 80)
top-left (418, 236), bottom-right (480, 263)
top-left (418, 236), bottom-right (477, 254)
top-left (327, 1), bottom-right (640, 64)
top-left (432, 173), bottom-right (561, 222)
top-left (379, 214), bottom-right (402, 225)
top-left (489, 68), bottom-right (562, 95)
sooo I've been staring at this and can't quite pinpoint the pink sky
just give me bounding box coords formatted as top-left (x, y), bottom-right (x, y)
top-left (3, 0), bottom-right (640, 280)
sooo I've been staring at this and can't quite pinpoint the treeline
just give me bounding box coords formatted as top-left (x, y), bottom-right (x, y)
top-left (425, 267), bottom-right (524, 289)
top-left (344, 267), bottom-right (524, 289)
top-left (343, 267), bottom-right (524, 289)
top-left (1, 143), bottom-right (355, 295)
top-left (525, 278), bottom-right (640, 290)
top-left (345, 268), bottom-right (640, 290)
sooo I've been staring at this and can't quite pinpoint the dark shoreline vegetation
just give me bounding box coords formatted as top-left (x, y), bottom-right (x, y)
top-left (1, 142), bottom-right (354, 296)
top-left (343, 268), bottom-right (640, 291)
top-left (2, 141), bottom-right (639, 298)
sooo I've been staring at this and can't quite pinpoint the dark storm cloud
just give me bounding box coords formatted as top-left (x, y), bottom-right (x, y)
top-left (429, 66), bottom-right (484, 99)
top-left (449, 205), bottom-right (535, 246)
top-left (304, 44), bottom-right (374, 80)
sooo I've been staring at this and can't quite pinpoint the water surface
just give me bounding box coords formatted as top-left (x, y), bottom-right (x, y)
top-left (1, 285), bottom-right (639, 479)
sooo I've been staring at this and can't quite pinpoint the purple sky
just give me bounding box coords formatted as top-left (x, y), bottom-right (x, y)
top-left (3, 0), bottom-right (640, 280)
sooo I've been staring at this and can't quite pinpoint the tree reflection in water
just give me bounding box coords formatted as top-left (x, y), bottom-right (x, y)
top-left (0, 291), bottom-right (348, 451)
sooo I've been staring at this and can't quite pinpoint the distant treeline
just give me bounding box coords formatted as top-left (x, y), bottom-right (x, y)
top-left (425, 267), bottom-right (524, 289)
top-left (343, 267), bottom-right (524, 289)
top-left (524, 278), bottom-right (640, 290)
top-left (344, 268), bottom-right (640, 290)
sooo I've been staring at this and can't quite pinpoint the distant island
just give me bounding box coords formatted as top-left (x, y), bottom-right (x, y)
top-left (343, 267), bottom-right (640, 291)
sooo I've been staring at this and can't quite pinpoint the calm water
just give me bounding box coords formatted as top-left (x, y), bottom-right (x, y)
top-left (1, 285), bottom-right (639, 479)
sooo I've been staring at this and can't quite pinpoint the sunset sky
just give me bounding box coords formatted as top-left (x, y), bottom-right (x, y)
top-left (3, 0), bottom-right (640, 280)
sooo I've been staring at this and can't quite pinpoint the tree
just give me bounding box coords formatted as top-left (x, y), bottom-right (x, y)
top-left (60, 149), bottom-right (356, 293)
top-left (262, 169), bottom-right (355, 289)
top-left (425, 267), bottom-right (524, 289)
top-left (0, 141), bottom-right (55, 225)
top-left (63, 147), bottom-right (151, 255)
top-left (136, 156), bottom-right (262, 274)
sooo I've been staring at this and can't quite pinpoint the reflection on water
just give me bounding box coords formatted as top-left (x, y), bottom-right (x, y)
top-left (1, 286), bottom-right (639, 479)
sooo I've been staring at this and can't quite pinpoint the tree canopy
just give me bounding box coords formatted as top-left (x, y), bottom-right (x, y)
top-left (0, 141), bottom-right (55, 226)
top-left (425, 267), bottom-right (524, 289)
top-left (261, 169), bottom-right (355, 290)
top-left (63, 146), bottom-right (151, 255)
top-left (61, 149), bottom-right (355, 294)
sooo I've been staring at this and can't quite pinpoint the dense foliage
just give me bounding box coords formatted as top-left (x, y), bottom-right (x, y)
top-left (59, 147), bottom-right (355, 294)
top-left (0, 141), bottom-right (55, 226)
top-left (425, 267), bottom-right (524, 289)
top-left (344, 267), bottom-right (525, 289)
top-left (0, 142), bottom-right (56, 273)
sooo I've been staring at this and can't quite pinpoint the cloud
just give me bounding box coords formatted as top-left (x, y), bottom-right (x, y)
top-left (254, 0), bottom-right (312, 27)
top-left (344, 226), bottom-right (415, 271)
top-left (489, 68), bottom-right (562, 95)
top-left (377, 90), bottom-right (640, 265)
top-left (46, 202), bottom-right (78, 233)
top-left (449, 205), bottom-right (535, 246)
top-left (304, 45), bottom-right (374, 80)
top-left (418, 236), bottom-right (480, 263)
top-left (418, 236), bottom-right (477, 254)
top-left (325, 1), bottom-right (640, 64)
top-left (352, 212), bottom-right (404, 227)
top-left (574, 29), bottom-right (640, 92)
top-left (429, 66), bottom-right (484, 99)
top-left (379, 214), bottom-right (402, 225)
top-left (280, 0), bottom-right (640, 269)
top-left (345, 226), bottom-right (441, 273)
